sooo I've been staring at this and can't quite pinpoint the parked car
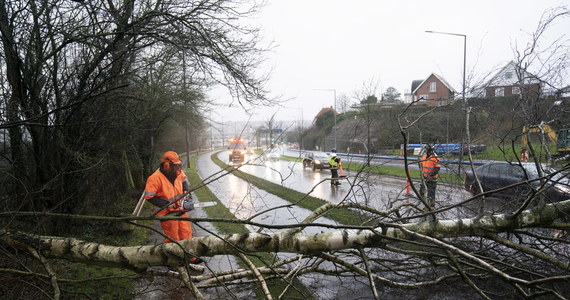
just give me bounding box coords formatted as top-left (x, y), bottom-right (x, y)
top-left (265, 149), bottom-right (280, 161)
top-left (464, 162), bottom-right (570, 202)
top-left (302, 152), bottom-right (331, 171)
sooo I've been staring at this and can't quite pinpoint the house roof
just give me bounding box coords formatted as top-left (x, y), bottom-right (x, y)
top-left (411, 73), bottom-right (457, 94)
top-left (313, 107), bottom-right (336, 121)
top-left (484, 61), bottom-right (540, 87)
top-left (411, 80), bottom-right (423, 93)
top-left (470, 61), bottom-right (542, 97)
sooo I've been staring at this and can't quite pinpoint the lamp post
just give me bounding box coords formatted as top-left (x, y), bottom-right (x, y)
top-left (425, 30), bottom-right (466, 108)
top-left (313, 89), bottom-right (337, 150)
top-left (426, 30), bottom-right (467, 174)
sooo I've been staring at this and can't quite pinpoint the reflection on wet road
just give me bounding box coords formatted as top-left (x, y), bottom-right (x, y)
top-left (236, 148), bottom-right (479, 221)
top-left (195, 151), bottom-right (339, 234)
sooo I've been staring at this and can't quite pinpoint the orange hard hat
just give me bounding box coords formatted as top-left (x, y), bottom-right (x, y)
top-left (162, 151), bottom-right (182, 165)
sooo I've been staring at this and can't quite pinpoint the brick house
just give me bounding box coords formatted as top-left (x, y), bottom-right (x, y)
top-left (313, 107), bottom-right (336, 123)
top-left (411, 73), bottom-right (456, 106)
top-left (477, 61), bottom-right (541, 99)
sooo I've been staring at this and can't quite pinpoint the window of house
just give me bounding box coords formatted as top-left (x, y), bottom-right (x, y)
top-left (437, 99), bottom-right (443, 106)
top-left (512, 86), bottom-right (521, 95)
top-left (495, 87), bottom-right (505, 97)
top-left (429, 82), bottom-right (437, 92)
top-left (505, 72), bottom-right (513, 80)
top-left (419, 94), bottom-right (428, 100)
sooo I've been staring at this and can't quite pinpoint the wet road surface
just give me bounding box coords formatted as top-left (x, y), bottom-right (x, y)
top-left (196, 151), bottom-right (340, 233)
top-left (237, 148), bottom-right (481, 221)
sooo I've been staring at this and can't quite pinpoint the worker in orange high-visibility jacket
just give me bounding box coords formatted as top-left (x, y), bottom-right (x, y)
top-left (144, 151), bottom-right (202, 263)
top-left (419, 146), bottom-right (441, 209)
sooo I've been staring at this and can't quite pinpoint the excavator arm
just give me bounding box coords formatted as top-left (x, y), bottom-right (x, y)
top-left (522, 123), bottom-right (557, 148)
top-left (522, 123), bottom-right (570, 158)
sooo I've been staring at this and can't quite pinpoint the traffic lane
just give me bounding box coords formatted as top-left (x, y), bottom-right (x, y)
top-left (240, 155), bottom-right (350, 204)
top-left (238, 152), bottom-right (349, 204)
top-left (187, 207), bottom-right (255, 299)
top-left (239, 153), bottom-right (480, 220)
top-left (282, 149), bottom-right (493, 214)
top-left (284, 149), bottom-right (455, 174)
top-left (242, 149), bottom-right (518, 218)
top-left (336, 155), bottom-right (459, 174)
top-left (196, 151), bottom-right (338, 235)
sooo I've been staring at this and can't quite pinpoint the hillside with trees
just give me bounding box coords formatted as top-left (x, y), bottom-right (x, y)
top-left (303, 95), bottom-right (568, 155)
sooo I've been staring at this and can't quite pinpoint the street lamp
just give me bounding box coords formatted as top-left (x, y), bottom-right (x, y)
top-left (426, 30), bottom-right (467, 174)
top-left (313, 89), bottom-right (337, 150)
top-left (425, 30), bottom-right (466, 108)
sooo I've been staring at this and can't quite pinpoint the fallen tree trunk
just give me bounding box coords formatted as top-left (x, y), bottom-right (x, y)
top-left (1, 199), bottom-right (568, 270)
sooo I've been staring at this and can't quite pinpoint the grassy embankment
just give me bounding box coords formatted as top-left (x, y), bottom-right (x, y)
top-left (49, 196), bottom-right (152, 299)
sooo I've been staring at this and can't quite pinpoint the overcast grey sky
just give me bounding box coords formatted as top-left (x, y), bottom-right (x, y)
top-left (209, 0), bottom-right (570, 124)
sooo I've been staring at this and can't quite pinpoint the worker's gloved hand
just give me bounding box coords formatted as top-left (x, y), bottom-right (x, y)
top-left (183, 200), bottom-right (194, 211)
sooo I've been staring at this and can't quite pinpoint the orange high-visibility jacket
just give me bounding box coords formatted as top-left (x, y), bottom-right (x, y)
top-left (144, 169), bottom-right (186, 215)
top-left (420, 154), bottom-right (441, 179)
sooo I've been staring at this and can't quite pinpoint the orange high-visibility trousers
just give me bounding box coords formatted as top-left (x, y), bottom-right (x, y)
top-left (159, 212), bottom-right (193, 243)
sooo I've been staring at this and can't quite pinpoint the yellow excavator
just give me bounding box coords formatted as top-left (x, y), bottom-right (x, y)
top-left (522, 123), bottom-right (570, 158)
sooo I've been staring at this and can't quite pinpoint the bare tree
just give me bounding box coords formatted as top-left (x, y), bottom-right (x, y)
top-left (337, 92), bottom-right (351, 113)
top-left (352, 78), bottom-right (380, 155)
top-left (0, 0), bottom-right (268, 216)
top-left (382, 86), bottom-right (402, 104)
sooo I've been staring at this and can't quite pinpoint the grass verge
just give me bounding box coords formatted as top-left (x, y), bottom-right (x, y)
top-left (341, 161), bottom-right (461, 185)
top-left (49, 204), bottom-right (152, 299)
top-left (280, 152), bottom-right (463, 185)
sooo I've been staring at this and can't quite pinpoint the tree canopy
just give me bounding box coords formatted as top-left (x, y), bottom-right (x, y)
top-left (0, 0), bottom-right (267, 219)
top-left (360, 94), bottom-right (379, 105)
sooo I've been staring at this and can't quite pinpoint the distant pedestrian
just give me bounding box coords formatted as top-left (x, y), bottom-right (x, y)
top-left (419, 146), bottom-right (440, 209)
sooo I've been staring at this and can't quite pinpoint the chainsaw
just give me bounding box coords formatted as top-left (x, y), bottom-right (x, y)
top-left (185, 201), bottom-right (217, 209)
top-left (167, 200), bottom-right (217, 216)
